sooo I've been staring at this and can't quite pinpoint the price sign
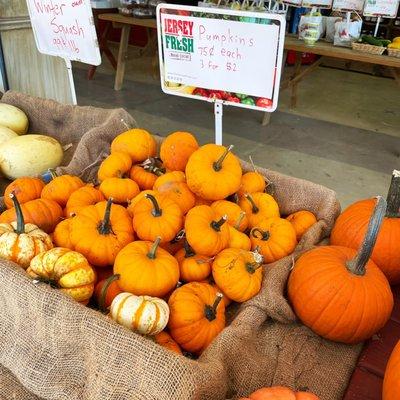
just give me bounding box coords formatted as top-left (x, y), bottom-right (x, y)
top-left (26, 0), bottom-right (101, 65)
top-left (333, 0), bottom-right (365, 11)
top-left (157, 4), bottom-right (286, 112)
top-left (301, 0), bottom-right (333, 8)
top-left (363, 0), bottom-right (399, 17)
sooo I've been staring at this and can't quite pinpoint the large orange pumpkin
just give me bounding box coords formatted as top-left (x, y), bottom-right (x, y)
top-left (212, 248), bottom-right (263, 302)
top-left (41, 174), bottom-right (85, 207)
top-left (185, 205), bottom-right (230, 256)
top-left (288, 196), bottom-right (393, 344)
top-left (287, 210), bottom-right (317, 241)
top-left (132, 193), bottom-right (183, 243)
top-left (185, 144), bottom-right (242, 200)
top-left (64, 185), bottom-right (105, 217)
top-left (114, 236), bottom-right (179, 297)
top-left (331, 170), bottom-right (400, 284)
top-left (168, 282), bottom-right (225, 354)
top-left (4, 177), bottom-right (45, 208)
top-left (99, 177), bottom-right (140, 204)
top-left (239, 193), bottom-right (280, 228)
top-left (0, 198), bottom-right (63, 233)
top-left (70, 199), bottom-right (134, 267)
top-left (250, 218), bottom-right (297, 263)
top-left (160, 131), bottom-right (199, 172)
top-left (175, 240), bottom-right (212, 282)
top-left (111, 129), bottom-right (156, 163)
top-left (383, 340), bottom-right (400, 400)
top-left (239, 386), bottom-right (320, 400)
top-left (97, 151), bottom-right (132, 182)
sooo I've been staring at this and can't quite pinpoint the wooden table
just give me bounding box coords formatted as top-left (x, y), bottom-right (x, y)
top-left (98, 13), bottom-right (157, 90)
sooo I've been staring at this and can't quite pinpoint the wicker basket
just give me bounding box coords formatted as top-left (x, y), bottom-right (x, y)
top-left (387, 47), bottom-right (400, 58)
top-left (351, 42), bottom-right (386, 55)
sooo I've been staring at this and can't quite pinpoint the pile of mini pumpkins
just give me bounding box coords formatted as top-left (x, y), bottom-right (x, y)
top-left (0, 128), bottom-right (317, 356)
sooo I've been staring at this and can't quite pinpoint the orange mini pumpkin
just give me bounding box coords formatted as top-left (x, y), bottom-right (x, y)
top-left (127, 190), bottom-right (157, 217)
top-left (94, 275), bottom-right (123, 311)
top-left (237, 171), bottom-right (266, 197)
top-left (185, 205), bottom-right (230, 256)
top-left (0, 198), bottom-right (63, 233)
top-left (331, 170), bottom-right (400, 284)
top-left (212, 248), bottom-right (263, 302)
top-left (287, 210), bottom-right (317, 241)
top-left (160, 131), bottom-right (199, 172)
top-left (228, 224), bottom-right (251, 251)
top-left (239, 386), bottom-right (320, 400)
top-left (52, 218), bottom-right (74, 249)
top-left (168, 282), bottom-right (225, 354)
top-left (250, 218), bottom-right (297, 263)
top-left (111, 129), bottom-right (156, 163)
top-left (64, 185), bottom-right (105, 217)
top-left (70, 199), bottom-right (135, 267)
top-left (4, 177), bottom-right (45, 208)
top-left (155, 179), bottom-right (195, 215)
top-left (239, 193), bottom-right (280, 228)
top-left (185, 144), bottom-right (242, 200)
top-left (383, 340), bottom-right (400, 400)
top-left (41, 174), bottom-right (85, 207)
top-left (153, 171), bottom-right (186, 189)
top-left (97, 152), bottom-right (132, 182)
top-left (130, 165), bottom-right (158, 190)
top-left (114, 236), bottom-right (179, 297)
top-left (154, 331), bottom-right (182, 354)
top-left (288, 196), bottom-right (393, 344)
top-left (211, 200), bottom-right (248, 232)
top-left (99, 177), bottom-right (140, 204)
top-left (132, 193), bottom-right (183, 243)
top-left (175, 240), bottom-right (212, 282)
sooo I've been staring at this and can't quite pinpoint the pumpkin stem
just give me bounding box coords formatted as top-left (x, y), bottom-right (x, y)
top-left (183, 240), bottom-right (195, 258)
top-left (246, 262), bottom-right (262, 274)
top-left (385, 170), bottom-right (400, 218)
top-left (213, 145), bottom-right (234, 172)
top-left (210, 215), bottom-right (227, 232)
top-left (98, 198), bottom-right (113, 235)
top-left (170, 229), bottom-right (185, 244)
top-left (249, 155), bottom-right (257, 172)
top-left (148, 236), bottom-right (162, 259)
top-left (245, 194), bottom-right (259, 214)
top-left (251, 228), bottom-right (270, 241)
top-left (145, 193), bottom-right (162, 217)
top-left (346, 196), bottom-right (387, 276)
top-left (10, 192), bottom-right (25, 234)
top-left (98, 274), bottom-right (120, 313)
top-left (204, 292), bottom-right (224, 321)
top-left (140, 157), bottom-right (165, 176)
top-left (234, 211), bottom-right (246, 230)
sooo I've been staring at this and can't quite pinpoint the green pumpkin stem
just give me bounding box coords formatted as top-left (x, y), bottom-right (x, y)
top-left (245, 262), bottom-right (262, 274)
top-left (346, 196), bottom-right (387, 276)
top-left (245, 194), bottom-right (259, 214)
top-left (204, 292), bottom-right (224, 321)
top-left (148, 236), bottom-right (162, 259)
top-left (183, 240), bottom-right (195, 258)
top-left (210, 215), bottom-right (227, 232)
top-left (385, 170), bottom-right (400, 218)
top-left (98, 198), bottom-right (113, 235)
top-left (213, 145), bottom-right (234, 172)
top-left (10, 192), bottom-right (25, 234)
top-left (98, 274), bottom-right (120, 313)
top-left (145, 193), bottom-right (162, 217)
top-left (234, 211), bottom-right (246, 230)
top-left (251, 228), bottom-right (270, 241)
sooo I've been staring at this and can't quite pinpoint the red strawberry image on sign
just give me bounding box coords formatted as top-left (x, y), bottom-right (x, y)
top-left (193, 88), bottom-right (208, 97)
top-left (256, 98), bottom-right (273, 108)
top-left (226, 96), bottom-right (240, 103)
top-left (208, 91), bottom-right (223, 100)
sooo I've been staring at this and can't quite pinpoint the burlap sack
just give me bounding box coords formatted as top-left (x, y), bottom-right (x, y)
top-left (0, 92), bottom-right (362, 400)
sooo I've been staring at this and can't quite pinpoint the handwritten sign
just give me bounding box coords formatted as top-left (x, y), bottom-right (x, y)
top-left (157, 4), bottom-right (285, 112)
top-left (26, 0), bottom-right (101, 65)
top-left (363, 0), bottom-right (399, 16)
top-left (333, 0), bottom-right (365, 11)
top-left (302, 0), bottom-right (333, 8)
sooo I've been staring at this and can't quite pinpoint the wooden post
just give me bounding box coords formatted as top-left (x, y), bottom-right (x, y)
top-left (114, 24), bottom-right (131, 91)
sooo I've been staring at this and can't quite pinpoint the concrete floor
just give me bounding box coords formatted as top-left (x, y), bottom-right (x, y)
top-left (73, 46), bottom-right (400, 208)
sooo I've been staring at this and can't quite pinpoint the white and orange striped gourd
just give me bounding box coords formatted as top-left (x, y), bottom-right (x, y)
top-left (110, 292), bottom-right (169, 335)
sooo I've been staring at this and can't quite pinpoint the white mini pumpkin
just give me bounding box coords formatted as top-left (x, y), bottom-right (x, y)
top-left (110, 292), bottom-right (169, 335)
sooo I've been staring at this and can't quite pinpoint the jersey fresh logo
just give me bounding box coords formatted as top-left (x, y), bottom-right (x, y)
top-left (164, 18), bottom-right (194, 53)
